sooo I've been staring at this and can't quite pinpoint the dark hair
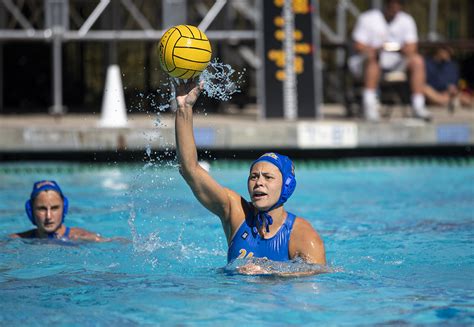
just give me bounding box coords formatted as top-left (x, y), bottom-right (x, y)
top-left (384, 0), bottom-right (405, 6)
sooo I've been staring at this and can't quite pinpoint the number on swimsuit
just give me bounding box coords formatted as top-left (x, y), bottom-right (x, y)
top-left (238, 249), bottom-right (254, 259)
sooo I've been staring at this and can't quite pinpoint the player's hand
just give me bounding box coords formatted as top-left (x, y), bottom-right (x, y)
top-left (237, 262), bottom-right (271, 275)
top-left (171, 78), bottom-right (203, 110)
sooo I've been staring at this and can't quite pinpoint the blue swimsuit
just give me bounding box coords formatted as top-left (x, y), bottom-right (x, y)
top-left (46, 226), bottom-right (71, 240)
top-left (227, 212), bottom-right (296, 263)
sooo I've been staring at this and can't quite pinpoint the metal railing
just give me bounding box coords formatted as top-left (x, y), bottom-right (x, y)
top-left (0, 0), bottom-right (459, 116)
top-left (0, 0), bottom-right (259, 115)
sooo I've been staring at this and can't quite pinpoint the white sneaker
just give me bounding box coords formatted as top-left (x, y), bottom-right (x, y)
top-left (364, 102), bottom-right (380, 122)
top-left (412, 106), bottom-right (432, 122)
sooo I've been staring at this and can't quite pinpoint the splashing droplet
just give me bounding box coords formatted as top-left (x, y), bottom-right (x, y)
top-left (199, 58), bottom-right (245, 102)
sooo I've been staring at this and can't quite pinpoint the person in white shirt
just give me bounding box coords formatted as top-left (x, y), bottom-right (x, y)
top-left (349, 0), bottom-right (431, 121)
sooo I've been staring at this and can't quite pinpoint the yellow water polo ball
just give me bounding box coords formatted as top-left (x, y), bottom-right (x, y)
top-left (158, 24), bottom-right (212, 79)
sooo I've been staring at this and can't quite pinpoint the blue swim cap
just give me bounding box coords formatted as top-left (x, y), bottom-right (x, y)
top-left (250, 152), bottom-right (296, 233)
top-left (251, 152), bottom-right (297, 207)
top-left (25, 180), bottom-right (69, 225)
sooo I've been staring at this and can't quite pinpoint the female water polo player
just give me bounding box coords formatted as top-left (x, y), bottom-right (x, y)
top-left (173, 80), bottom-right (326, 269)
top-left (10, 180), bottom-right (105, 242)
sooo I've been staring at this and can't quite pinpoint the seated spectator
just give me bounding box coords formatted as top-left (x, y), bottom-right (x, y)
top-left (424, 46), bottom-right (473, 109)
top-left (349, 0), bottom-right (432, 121)
top-left (10, 180), bottom-right (107, 242)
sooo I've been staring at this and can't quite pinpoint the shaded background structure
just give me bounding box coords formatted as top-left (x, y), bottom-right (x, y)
top-left (0, 0), bottom-right (472, 116)
top-left (0, 0), bottom-right (472, 160)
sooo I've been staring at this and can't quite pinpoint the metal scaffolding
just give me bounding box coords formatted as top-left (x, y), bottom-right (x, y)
top-left (0, 0), bottom-right (447, 117)
top-left (0, 0), bottom-right (259, 115)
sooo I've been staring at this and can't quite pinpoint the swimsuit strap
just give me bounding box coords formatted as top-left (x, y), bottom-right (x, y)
top-left (63, 226), bottom-right (71, 238)
top-left (284, 212), bottom-right (296, 230)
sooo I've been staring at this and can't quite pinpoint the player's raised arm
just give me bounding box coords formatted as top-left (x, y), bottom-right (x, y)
top-left (173, 80), bottom-right (234, 222)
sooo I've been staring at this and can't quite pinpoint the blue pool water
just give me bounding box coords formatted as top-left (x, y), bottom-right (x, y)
top-left (0, 159), bottom-right (473, 325)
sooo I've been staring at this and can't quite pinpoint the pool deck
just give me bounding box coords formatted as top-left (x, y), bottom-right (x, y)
top-left (1, 104), bottom-right (473, 160)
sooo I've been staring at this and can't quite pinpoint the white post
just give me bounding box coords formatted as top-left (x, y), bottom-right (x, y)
top-left (99, 65), bottom-right (127, 127)
top-left (283, 0), bottom-right (297, 120)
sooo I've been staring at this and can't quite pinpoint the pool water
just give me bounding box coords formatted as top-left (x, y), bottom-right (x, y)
top-left (0, 159), bottom-right (473, 325)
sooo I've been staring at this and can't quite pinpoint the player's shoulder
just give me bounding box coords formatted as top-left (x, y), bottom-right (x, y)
top-left (290, 216), bottom-right (324, 255)
top-left (69, 227), bottom-right (89, 234)
top-left (224, 187), bottom-right (241, 200)
top-left (293, 216), bottom-right (314, 231)
top-left (10, 229), bottom-right (36, 238)
top-left (292, 216), bottom-right (322, 239)
top-left (69, 227), bottom-right (101, 241)
top-left (225, 187), bottom-right (251, 211)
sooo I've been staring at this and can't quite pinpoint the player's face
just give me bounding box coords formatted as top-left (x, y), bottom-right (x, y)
top-left (248, 162), bottom-right (282, 211)
top-left (33, 191), bottom-right (64, 234)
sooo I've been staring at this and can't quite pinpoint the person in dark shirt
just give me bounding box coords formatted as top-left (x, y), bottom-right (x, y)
top-left (424, 46), bottom-right (472, 109)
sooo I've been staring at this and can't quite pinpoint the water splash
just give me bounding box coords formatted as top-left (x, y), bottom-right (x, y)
top-left (130, 59), bottom-right (245, 121)
top-left (122, 59), bottom-right (245, 267)
top-left (199, 58), bottom-right (245, 102)
top-left (124, 147), bottom-right (184, 269)
top-left (126, 202), bottom-right (163, 268)
top-left (128, 83), bottom-right (174, 128)
top-left (224, 257), bottom-right (339, 277)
